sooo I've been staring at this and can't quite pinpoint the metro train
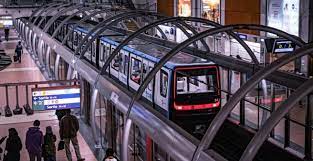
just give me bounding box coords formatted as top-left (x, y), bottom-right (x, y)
top-left (61, 20), bottom-right (221, 131)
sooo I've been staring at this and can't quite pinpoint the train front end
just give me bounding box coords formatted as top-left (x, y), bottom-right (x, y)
top-left (171, 65), bottom-right (221, 135)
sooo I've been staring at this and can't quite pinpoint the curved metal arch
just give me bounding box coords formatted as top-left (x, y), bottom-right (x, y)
top-left (36, 3), bottom-right (72, 27)
top-left (60, 8), bottom-right (121, 45)
top-left (102, 23), bottom-right (307, 161)
top-left (42, 4), bottom-right (85, 32)
top-left (75, 11), bottom-right (163, 58)
top-left (33, 2), bottom-right (68, 25)
top-left (78, 12), bottom-right (212, 60)
top-left (30, 1), bottom-right (63, 22)
top-left (240, 74), bottom-right (313, 160)
top-left (98, 17), bottom-right (260, 79)
top-left (175, 25), bottom-right (306, 161)
top-left (51, 6), bottom-right (103, 38)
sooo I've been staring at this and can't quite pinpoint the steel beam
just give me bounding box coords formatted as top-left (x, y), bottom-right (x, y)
top-left (100, 24), bottom-right (307, 161)
top-left (74, 11), bottom-right (162, 58)
top-left (43, 4), bottom-right (85, 32)
top-left (30, 2), bottom-right (63, 22)
top-left (18, 18), bottom-right (214, 161)
top-left (34, 3), bottom-right (69, 26)
top-left (60, 8), bottom-right (121, 45)
top-left (99, 17), bottom-right (263, 78)
top-left (51, 6), bottom-right (100, 38)
top-left (240, 77), bottom-right (313, 161)
top-left (190, 28), bottom-right (307, 161)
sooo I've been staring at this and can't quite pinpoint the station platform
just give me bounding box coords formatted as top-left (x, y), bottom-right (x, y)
top-left (0, 30), bottom-right (99, 161)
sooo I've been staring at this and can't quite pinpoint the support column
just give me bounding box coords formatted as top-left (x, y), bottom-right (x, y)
top-left (304, 94), bottom-right (312, 159)
top-left (308, 0), bottom-right (313, 77)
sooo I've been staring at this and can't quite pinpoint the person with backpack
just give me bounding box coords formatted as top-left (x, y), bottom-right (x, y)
top-left (15, 41), bottom-right (23, 63)
top-left (60, 109), bottom-right (85, 161)
top-left (4, 128), bottom-right (22, 161)
top-left (42, 126), bottom-right (56, 161)
top-left (103, 148), bottom-right (117, 161)
top-left (26, 120), bottom-right (44, 161)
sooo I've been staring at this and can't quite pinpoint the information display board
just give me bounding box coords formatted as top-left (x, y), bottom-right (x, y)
top-left (273, 39), bottom-right (295, 53)
top-left (32, 86), bottom-right (80, 111)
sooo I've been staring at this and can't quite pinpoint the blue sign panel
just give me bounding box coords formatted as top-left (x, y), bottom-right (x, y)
top-left (32, 86), bottom-right (80, 111)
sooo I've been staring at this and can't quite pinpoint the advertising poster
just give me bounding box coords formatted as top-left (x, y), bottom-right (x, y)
top-left (267, 0), bottom-right (299, 36)
top-left (201, 0), bottom-right (220, 23)
top-left (178, 0), bottom-right (191, 17)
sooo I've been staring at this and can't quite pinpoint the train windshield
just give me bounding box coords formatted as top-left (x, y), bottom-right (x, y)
top-left (174, 66), bottom-right (220, 110)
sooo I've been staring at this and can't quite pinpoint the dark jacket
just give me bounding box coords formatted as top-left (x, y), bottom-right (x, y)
top-left (26, 127), bottom-right (43, 154)
top-left (60, 115), bottom-right (79, 139)
top-left (43, 134), bottom-right (56, 157)
top-left (5, 135), bottom-right (22, 161)
top-left (15, 44), bottom-right (22, 56)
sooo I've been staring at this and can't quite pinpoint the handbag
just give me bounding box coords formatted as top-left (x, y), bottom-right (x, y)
top-left (57, 140), bottom-right (65, 151)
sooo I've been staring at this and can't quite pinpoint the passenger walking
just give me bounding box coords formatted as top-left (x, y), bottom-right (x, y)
top-left (15, 41), bottom-right (23, 63)
top-left (4, 27), bottom-right (9, 41)
top-left (42, 126), bottom-right (56, 161)
top-left (26, 120), bottom-right (44, 161)
top-left (60, 109), bottom-right (85, 161)
top-left (4, 128), bottom-right (22, 161)
top-left (103, 148), bottom-right (117, 161)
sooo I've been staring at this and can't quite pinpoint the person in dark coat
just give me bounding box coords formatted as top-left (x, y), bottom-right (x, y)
top-left (103, 148), bottom-right (117, 161)
top-left (60, 109), bottom-right (85, 161)
top-left (15, 41), bottom-right (23, 63)
top-left (43, 126), bottom-right (56, 161)
top-left (5, 128), bottom-right (22, 161)
top-left (26, 120), bottom-right (44, 161)
top-left (4, 27), bottom-right (9, 41)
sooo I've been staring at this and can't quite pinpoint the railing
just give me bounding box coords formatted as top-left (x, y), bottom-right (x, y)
top-left (0, 0), bottom-right (62, 8)
top-left (0, 79), bottom-right (79, 117)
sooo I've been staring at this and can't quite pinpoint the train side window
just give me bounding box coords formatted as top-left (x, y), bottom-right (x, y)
top-left (160, 70), bottom-right (168, 97)
top-left (189, 76), bottom-right (199, 86)
top-left (143, 64), bottom-right (153, 91)
top-left (148, 67), bottom-right (153, 90)
top-left (100, 44), bottom-right (105, 61)
top-left (123, 55), bottom-right (129, 75)
top-left (92, 41), bottom-right (96, 57)
top-left (130, 57), bottom-right (142, 84)
top-left (112, 53), bottom-right (122, 71)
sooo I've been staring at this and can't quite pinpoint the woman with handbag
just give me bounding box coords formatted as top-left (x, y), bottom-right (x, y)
top-left (42, 126), bottom-right (57, 161)
top-left (4, 128), bottom-right (22, 161)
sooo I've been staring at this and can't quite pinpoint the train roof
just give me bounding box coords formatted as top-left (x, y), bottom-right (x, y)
top-left (74, 23), bottom-right (215, 69)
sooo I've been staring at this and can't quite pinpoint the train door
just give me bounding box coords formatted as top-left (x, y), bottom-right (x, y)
top-left (118, 50), bottom-right (129, 85)
top-left (129, 54), bottom-right (143, 91)
top-left (128, 125), bottom-right (151, 161)
top-left (99, 41), bottom-right (105, 67)
top-left (152, 143), bottom-right (176, 161)
top-left (81, 78), bottom-right (91, 124)
top-left (110, 45), bottom-right (120, 80)
top-left (90, 38), bottom-right (97, 65)
top-left (154, 68), bottom-right (170, 115)
top-left (142, 59), bottom-right (154, 102)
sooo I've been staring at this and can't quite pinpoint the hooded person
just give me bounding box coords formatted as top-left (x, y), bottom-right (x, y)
top-left (26, 120), bottom-right (44, 161)
top-left (5, 128), bottom-right (22, 161)
top-left (43, 126), bottom-right (57, 161)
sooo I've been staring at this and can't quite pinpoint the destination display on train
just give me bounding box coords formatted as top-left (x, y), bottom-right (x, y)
top-left (32, 86), bottom-right (80, 111)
